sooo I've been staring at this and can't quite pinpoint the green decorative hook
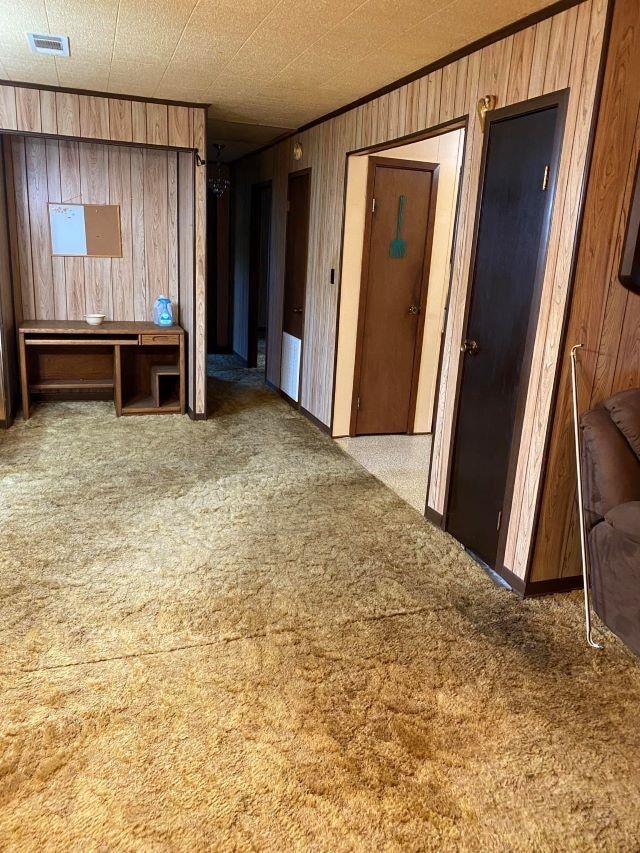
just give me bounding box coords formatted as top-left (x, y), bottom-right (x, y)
top-left (389, 194), bottom-right (407, 259)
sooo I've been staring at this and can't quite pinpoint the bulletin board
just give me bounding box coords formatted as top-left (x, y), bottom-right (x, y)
top-left (49, 204), bottom-right (122, 257)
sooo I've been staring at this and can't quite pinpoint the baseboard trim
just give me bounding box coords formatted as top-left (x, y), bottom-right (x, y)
top-left (187, 406), bottom-right (207, 421)
top-left (493, 564), bottom-right (527, 596)
top-left (491, 563), bottom-right (582, 597)
top-left (523, 574), bottom-right (583, 597)
top-left (300, 406), bottom-right (330, 434)
top-left (424, 506), bottom-right (444, 527)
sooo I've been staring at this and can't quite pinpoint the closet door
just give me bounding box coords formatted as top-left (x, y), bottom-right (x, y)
top-left (446, 96), bottom-right (565, 568)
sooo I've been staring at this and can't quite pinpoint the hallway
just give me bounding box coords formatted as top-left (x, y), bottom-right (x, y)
top-left (1, 367), bottom-right (639, 850)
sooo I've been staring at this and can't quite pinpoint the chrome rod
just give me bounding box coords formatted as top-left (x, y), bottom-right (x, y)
top-left (570, 343), bottom-right (603, 650)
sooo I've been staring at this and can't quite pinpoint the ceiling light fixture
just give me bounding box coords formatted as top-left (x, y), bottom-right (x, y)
top-left (207, 144), bottom-right (231, 198)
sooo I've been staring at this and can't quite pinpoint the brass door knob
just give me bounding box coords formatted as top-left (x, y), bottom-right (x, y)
top-left (408, 305), bottom-right (420, 315)
top-left (461, 338), bottom-right (479, 354)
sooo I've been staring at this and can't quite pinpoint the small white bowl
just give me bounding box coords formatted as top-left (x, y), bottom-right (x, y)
top-left (85, 314), bottom-right (106, 326)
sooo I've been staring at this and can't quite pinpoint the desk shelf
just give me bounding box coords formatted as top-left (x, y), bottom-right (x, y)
top-left (19, 321), bottom-right (186, 420)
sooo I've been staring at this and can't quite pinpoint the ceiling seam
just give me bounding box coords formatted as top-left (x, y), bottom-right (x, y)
top-left (153, 0), bottom-right (204, 95)
top-left (106, 0), bottom-right (122, 91)
top-left (44, 0), bottom-right (61, 87)
top-left (306, 0), bottom-right (462, 94)
top-left (204, 0), bottom-right (290, 92)
top-left (204, 0), bottom-right (371, 100)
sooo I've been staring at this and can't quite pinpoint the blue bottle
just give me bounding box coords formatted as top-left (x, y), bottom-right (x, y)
top-left (153, 296), bottom-right (173, 327)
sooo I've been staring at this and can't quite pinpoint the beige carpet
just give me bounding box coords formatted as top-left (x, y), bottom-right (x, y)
top-left (1, 362), bottom-right (639, 851)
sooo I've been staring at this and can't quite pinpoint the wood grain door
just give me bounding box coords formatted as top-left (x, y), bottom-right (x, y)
top-left (352, 158), bottom-right (438, 435)
top-left (446, 97), bottom-right (564, 568)
top-left (283, 171), bottom-right (310, 340)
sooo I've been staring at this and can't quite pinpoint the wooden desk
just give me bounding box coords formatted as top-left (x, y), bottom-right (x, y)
top-left (18, 321), bottom-right (186, 419)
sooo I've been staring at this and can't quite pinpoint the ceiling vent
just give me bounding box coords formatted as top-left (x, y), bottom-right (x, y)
top-left (26, 32), bottom-right (70, 56)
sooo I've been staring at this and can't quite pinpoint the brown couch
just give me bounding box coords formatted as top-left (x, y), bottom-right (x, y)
top-left (581, 388), bottom-right (640, 656)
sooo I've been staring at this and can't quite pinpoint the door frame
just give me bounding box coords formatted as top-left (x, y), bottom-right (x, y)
top-left (442, 89), bottom-right (569, 572)
top-left (280, 167), bottom-right (311, 408)
top-left (247, 179), bottom-right (272, 370)
top-left (350, 155), bottom-right (440, 436)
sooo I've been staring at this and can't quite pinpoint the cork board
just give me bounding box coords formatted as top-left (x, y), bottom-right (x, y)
top-left (49, 203), bottom-right (122, 257)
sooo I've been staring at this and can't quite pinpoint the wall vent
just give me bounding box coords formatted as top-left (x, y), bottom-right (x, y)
top-left (26, 32), bottom-right (70, 56)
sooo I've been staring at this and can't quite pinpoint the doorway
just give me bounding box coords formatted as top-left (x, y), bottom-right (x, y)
top-left (446, 93), bottom-right (566, 568)
top-left (351, 157), bottom-right (438, 435)
top-left (280, 169), bottom-right (310, 403)
top-left (248, 181), bottom-right (271, 371)
top-left (333, 125), bottom-right (465, 514)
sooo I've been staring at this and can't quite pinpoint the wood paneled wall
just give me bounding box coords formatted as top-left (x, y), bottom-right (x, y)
top-left (7, 136), bottom-right (183, 325)
top-left (0, 82), bottom-right (207, 416)
top-left (234, 0), bottom-right (608, 583)
top-left (530, 0), bottom-right (640, 583)
top-left (0, 139), bottom-right (17, 423)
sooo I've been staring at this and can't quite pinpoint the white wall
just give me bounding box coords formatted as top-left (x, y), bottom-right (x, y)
top-left (332, 127), bottom-right (464, 437)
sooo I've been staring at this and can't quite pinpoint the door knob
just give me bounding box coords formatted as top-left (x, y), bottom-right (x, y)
top-left (461, 338), bottom-right (479, 354)
top-left (408, 305), bottom-right (420, 315)
top-left (292, 307), bottom-right (303, 314)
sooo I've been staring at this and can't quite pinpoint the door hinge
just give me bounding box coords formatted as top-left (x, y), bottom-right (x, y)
top-left (357, 396), bottom-right (361, 411)
top-left (372, 197), bottom-right (376, 214)
top-left (497, 510), bottom-right (502, 532)
top-left (542, 165), bottom-right (550, 191)
top-left (286, 200), bottom-right (291, 212)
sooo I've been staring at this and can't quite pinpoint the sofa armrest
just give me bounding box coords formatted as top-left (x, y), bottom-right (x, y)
top-left (605, 501), bottom-right (640, 545)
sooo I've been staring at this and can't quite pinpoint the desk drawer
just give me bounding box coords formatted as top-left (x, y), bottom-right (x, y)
top-left (140, 333), bottom-right (180, 346)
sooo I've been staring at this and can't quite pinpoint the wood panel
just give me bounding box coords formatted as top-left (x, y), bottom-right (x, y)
top-left (178, 151), bottom-right (195, 410)
top-left (44, 139), bottom-right (66, 318)
top-left (0, 139), bottom-right (17, 423)
top-left (146, 103), bottom-right (168, 146)
top-left (7, 136), bottom-right (184, 328)
top-left (130, 148), bottom-right (147, 322)
top-left (55, 92), bottom-right (81, 137)
top-left (39, 90), bottom-right (57, 135)
top-left (531, 0), bottom-right (640, 583)
top-left (79, 96), bottom-right (110, 140)
top-left (143, 148), bottom-right (169, 308)
top-left (233, 0), bottom-right (608, 582)
top-left (79, 142), bottom-right (111, 317)
top-left (192, 107), bottom-right (207, 414)
top-left (131, 101), bottom-right (147, 144)
top-left (0, 83), bottom-right (203, 150)
top-left (0, 86), bottom-right (17, 131)
top-left (108, 146), bottom-right (134, 319)
top-left (168, 106), bottom-right (190, 149)
top-left (15, 87), bottom-right (41, 134)
top-left (504, 0), bottom-right (606, 577)
top-left (108, 99), bottom-right (132, 143)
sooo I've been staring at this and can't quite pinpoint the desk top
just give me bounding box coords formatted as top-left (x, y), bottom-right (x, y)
top-left (20, 320), bottom-right (184, 335)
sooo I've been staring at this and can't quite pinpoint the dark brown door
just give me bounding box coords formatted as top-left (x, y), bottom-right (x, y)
top-left (352, 158), bottom-right (438, 435)
top-left (446, 97), bottom-right (565, 568)
top-left (283, 171), bottom-right (310, 340)
top-left (248, 181), bottom-right (271, 368)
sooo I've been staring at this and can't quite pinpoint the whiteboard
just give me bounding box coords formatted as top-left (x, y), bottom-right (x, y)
top-left (49, 204), bottom-right (87, 255)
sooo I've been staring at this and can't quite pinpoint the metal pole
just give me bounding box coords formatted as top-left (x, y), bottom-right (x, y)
top-left (570, 343), bottom-right (603, 650)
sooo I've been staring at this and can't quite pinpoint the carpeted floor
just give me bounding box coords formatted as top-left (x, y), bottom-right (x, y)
top-left (1, 359), bottom-right (639, 851)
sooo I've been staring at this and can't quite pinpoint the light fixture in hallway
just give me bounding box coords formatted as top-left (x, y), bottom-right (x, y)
top-left (208, 144), bottom-right (231, 197)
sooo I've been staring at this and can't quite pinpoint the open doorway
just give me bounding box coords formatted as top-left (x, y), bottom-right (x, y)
top-left (332, 125), bottom-right (465, 513)
top-left (247, 180), bottom-right (272, 373)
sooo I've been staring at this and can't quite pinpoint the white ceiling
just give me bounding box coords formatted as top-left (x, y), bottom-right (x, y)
top-left (1, 0), bottom-right (558, 158)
